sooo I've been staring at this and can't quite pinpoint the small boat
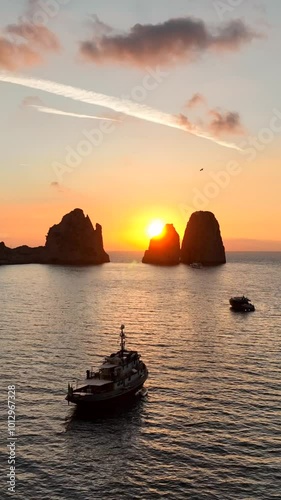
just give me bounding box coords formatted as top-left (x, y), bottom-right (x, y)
top-left (190, 262), bottom-right (203, 269)
top-left (229, 296), bottom-right (255, 312)
top-left (66, 325), bottom-right (148, 408)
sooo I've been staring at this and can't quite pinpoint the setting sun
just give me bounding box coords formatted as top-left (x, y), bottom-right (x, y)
top-left (147, 219), bottom-right (165, 239)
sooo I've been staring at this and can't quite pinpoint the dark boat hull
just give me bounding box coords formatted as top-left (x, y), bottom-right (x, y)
top-left (230, 305), bottom-right (255, 312)
top-left (66, 381), bottom-right (147, 409)
top-left (230, 302), bottom-right (255, 312)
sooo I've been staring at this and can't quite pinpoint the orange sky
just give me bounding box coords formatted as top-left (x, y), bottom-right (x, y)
top-left (1, 2), bottom-right (281, 251)
top-left (1, 199), bottom-right (280, 252)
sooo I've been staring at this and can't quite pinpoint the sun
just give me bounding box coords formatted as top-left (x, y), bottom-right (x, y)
top-left (147, 219), bottom-right (165, 239)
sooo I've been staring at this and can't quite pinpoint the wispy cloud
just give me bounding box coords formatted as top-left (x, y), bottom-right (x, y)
top-left (185, 92), bottom-right (245, 137)
top-left (0, 0), bottom-right (60, 70)
top-left (50, 181), bottom-right (61, 188)
top-left (208, 109), bottom-right (245, 136)
top-left (79, 17), bottom-right (262, 67)
top-left (88, 14), bottom-right (114, 37)
top-left (22, 95), bottom-right (121, 121)
top-left (186, 93), bottom-right (207, 109)
top-left (50, 181), bottom-right (66, 193)
top-left (31, 104), bottom-right (120, 121)
top-left (6, 22), bottom-right (60, 52)
top-left (0, 38), bottom-right (40, 70)
top-left (0, 71), bottom-right (242, 150)
top-left (28, 103), bottom-right (120, 121)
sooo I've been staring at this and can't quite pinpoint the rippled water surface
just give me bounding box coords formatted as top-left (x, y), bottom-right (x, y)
top-left (0, 252), bottom-right (280, 499)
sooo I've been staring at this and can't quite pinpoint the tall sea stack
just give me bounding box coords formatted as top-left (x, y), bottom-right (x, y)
top-left (142, 224), bottom-right (180, 265)
top-left (181, 211), bottom-right (226, 266)
top-left (45, 208), bottom-right (110, 265)
top-left (0, 208), bottom-right (110, 265)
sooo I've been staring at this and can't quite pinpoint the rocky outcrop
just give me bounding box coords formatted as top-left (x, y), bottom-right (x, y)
top-left (142, 224), bottom-right (180, 265)
top-left (0, 209), bottom-right (110, 266)
top-left (45, 208), bottom-right (109, 265)
top-left (0, 242), bottom-right (46, 265)
top-left (180, 211), bottom-right (226, 266)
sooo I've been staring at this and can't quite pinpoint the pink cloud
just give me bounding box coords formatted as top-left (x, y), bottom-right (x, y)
top-left (184, 93), bottom-right (245, 137)
top-left (0, 37), bottom-right (41, 70)
top-left (6, 23), bottom-right (60, 52)
top-left (186, 93), bottom-right (207, 109)
top-left (208, 109), bottom-right (245, 136)
top-left (0, 0), bottom-right (60, 70)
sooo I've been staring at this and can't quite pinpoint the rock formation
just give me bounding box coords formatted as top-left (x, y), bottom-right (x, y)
top-left (142, 224), bottom-right (180, 265)
top-left (180, 211), bottom-right (226, 266)
top-left (0, 208), bottom-right (110, 266)
top-left (45, 208), bottom-right (109, 265)
top-left (0, 242), bottom-right (46, 265)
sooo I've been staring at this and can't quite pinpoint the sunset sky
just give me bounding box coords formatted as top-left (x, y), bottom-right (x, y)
top-left (0, 0), bottom-right (281, 251)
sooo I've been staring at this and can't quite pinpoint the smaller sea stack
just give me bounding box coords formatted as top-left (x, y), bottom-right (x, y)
top-left (181, 211), bottom-right (226, 266)
top-left (142, 224), bottom-right (180, 266)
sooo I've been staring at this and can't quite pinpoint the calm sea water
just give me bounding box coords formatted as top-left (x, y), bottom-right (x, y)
top-left (0, 252), bottom-right (280, 500)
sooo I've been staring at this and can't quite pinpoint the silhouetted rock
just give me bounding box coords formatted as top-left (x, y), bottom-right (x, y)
top-left (45, 208), bottom-right (110, 265)
top-left (180, 211), bottom-right (226, 266)
top-left (0, 209), bottom-right (110, 266)
top-left (0, 242), bottom-right (46, 265)
top-left (142, 224), bottom-right (180, 265)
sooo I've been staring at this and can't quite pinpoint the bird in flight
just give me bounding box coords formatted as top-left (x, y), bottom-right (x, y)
top-left (200, 168), bottom-right (204, 171)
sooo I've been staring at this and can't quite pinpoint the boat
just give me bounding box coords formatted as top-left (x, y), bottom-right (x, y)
top-left (190, 262), bottom-right (203, 269)
top-left (66, 325), bottom-right (148, 408)
top-left (229, 296), bottom-right (255, 312)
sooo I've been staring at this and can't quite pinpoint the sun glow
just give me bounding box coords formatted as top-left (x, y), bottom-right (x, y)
top-left (147, 219), bottom-right (165, 238)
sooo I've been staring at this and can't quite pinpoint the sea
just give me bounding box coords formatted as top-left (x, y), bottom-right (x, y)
top-left (0, 252), bottom-right (280, 500)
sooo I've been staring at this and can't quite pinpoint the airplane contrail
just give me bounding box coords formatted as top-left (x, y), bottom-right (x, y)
top-left (0, 71), bottom-right (242, 151)
top-left (29, 104), bottom-right (120, 121)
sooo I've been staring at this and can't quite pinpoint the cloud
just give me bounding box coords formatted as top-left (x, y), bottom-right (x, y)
top-left (0, 71), bottom-right (242, 150)
top-left (50, 181), bottom-right (60, 187)
top-left (79, 17), bottom-right (262, 67)
top-left (176, 113), bottom-right (243, 146)
top-left (186, 93), bottom-right (206, 109)
top-left (211, 18), bottom-right (261, 51)
top-left (0, 38), bottom-right (41, 70)
top-left (50, 181), bottom-right (65, 193)
top-left (31, 104), bottom-right (120, 121)
top-left (0, 0), bottom-right (60, 70)
top-left (176, 113), bottom-right (195, 130)
top-left (23, 101), bottom-right (120, 121)
top-left (6, 22), bottom-right (60, 52)
top-left (89, 14), bottom-right (114, 37)
top-left (207, 109), bottom-right (245, 136)
top-left (22, 95), bottom-right (120, 121)
top-left (185, 93), bottom-right (245, 136)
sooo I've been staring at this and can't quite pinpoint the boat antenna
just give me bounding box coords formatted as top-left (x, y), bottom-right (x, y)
top-left (120, 324), bottom-right (126, 352)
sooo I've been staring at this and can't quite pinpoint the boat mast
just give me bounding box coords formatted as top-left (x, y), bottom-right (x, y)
top-left (120, 324), bottom-right (126, 352)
